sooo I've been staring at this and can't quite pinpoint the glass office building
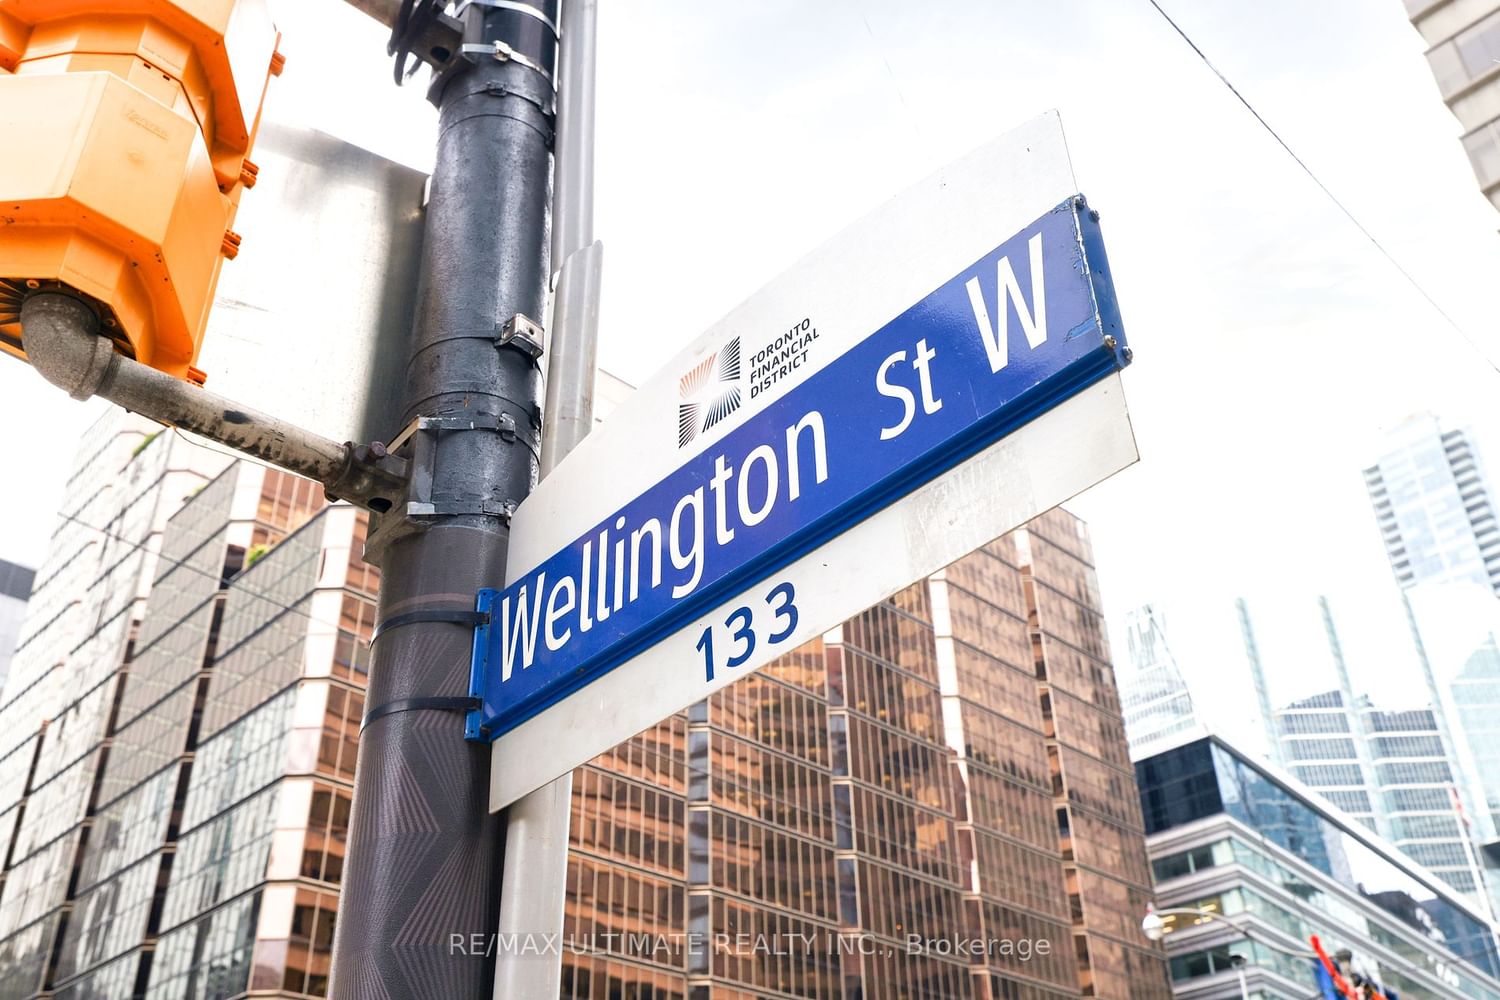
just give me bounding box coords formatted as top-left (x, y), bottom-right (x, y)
top-left (1248, 585), bottom-right (1495, 906)
top-left (1362, 704), bottom-right (1484, 893)
top-left (1116, 605), bottom-right (1199, 756)
top-left (0, 414), bottom-right (232, 998)
top-left (1274, 689), bottom-right (1380, 832)
top-left (560, 508), bottom-right (1173, 999)
top-left (1137, 733), bottom-right (1500, 999)
top-left (0, 409), bottom-right (1169, 998)
top-left (1363, 413), bottom-right (1500, 597)
top-left (1450, 637), bottom-right (1500, 835)
top-left (1357, 416), bottom-right (1500, 908)
top-left (0, 412), bottom-right (370, 999)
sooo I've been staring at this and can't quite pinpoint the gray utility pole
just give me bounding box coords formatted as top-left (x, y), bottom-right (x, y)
top-left (494, 0), bottom-right (600, 994)
top-left (329, 1), bottom-right (559, 996)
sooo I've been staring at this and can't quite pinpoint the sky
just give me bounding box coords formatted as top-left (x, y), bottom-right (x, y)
top-left (3, 0), bottom-right (1499, 754)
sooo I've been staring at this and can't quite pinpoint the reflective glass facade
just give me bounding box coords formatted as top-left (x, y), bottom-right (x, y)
top-left (1266, 593), bottom-right (1491, 903)
top-left (0, 411), bottom-right (372, 1000)
top-left (1450, 638), bottom-right (1500, 836)
top-left (1116, 604), bottom-right (1198, 755)
top-left (1138, 735), bottom-right (1500, 998)
top-left (0, 408), bottom-right (1163, 998)
top-left (1358, 417), bottom-right (1500, 901)
top-left (561, 510), bottom-right (1171, 999)
top-left (1364, 415), bottom-right (1500, 595)
top-left (0, 414), bottom-right (233, 1000)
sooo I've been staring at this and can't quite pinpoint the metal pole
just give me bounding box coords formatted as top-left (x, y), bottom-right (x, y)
top-left (549, 0), bottom-right (597, 273)
top-left (329, 2), bottom-right (558, 996)
top-left (493, 1), bottom-right (599, 995)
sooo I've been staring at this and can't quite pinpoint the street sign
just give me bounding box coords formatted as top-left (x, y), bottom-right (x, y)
top-left (474, 112), bottom-right (1140, 809)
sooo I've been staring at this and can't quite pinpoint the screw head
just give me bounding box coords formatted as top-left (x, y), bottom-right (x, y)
top-left (1103, 335), bottom-right (1117, 351)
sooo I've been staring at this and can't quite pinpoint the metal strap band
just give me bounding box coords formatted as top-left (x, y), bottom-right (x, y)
top-left (369, 608), bottom-right (490, 643)
top-left (455, 0), bottom-right (560, 37)
top-left (361, 696), bottom-right (481, 733)
top-left (460, 41), bottom-right (555, 84)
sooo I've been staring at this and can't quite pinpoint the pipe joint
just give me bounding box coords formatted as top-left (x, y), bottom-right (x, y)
top-left (20, 294), bottom-right (117, 401)
top-left (20, 292), bottom-right (411, 514)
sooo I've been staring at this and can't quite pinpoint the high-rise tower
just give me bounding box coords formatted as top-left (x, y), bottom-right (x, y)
top-left (558, 509), bottom-right (1173, 999)
top-left (1406, 0), bottom-right (1500, 214)
top-left (0, 405), bottom-right (1170, 999)
top-left (1363, 413), bottom-right (1500, 596)
top-left (1117, 605), bottom-right (1199, 756)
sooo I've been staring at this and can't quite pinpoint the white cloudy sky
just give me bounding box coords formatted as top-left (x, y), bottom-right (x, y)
top-left (3, 0), bottom-right (1498, 752)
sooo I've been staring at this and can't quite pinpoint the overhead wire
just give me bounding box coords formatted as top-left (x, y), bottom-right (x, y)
top-left (1144, 0), bottom-right (1500, 378)
top-left (167, 426), bottom-right (283, 474)
top-left (50, 508), bottom-right (345, 637)
top-left (849, 0), bottom-right (921, 141)
top-left (0, 505), bottom-right (350, 736)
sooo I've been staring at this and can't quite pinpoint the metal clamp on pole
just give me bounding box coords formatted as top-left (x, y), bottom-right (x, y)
top-left (498, 313), bottom-right (545, 358)
top-left (360, 410), bottom-right (533, 561)
top-left (369, 607), bottom-right (491, 643)
top-left (454, 0), bottom-right (558, 85)
top-left (433, 0), bottom-right (559, 102)
top-left (382, 0), bottom-right (465, 82)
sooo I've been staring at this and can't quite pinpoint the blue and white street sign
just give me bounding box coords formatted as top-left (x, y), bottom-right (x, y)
top-left (480, 112), bottom-right (1140, 809)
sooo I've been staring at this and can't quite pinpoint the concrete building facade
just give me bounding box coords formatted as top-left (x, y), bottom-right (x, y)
top-left (1408, 0), bottom-right (1500, 213)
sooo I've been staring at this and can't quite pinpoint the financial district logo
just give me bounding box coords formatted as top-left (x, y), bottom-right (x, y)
top-left (678, 337), bottom-right (741, 448)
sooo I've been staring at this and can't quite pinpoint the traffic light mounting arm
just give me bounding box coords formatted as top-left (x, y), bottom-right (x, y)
top-left (21, 293), bottom-right (408, 513)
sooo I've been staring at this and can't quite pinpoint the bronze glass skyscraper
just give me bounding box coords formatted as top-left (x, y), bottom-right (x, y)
top-left (0, 413), bottom-right (1165, 999)
top-left (559, 508), bottom-right (1170, 999)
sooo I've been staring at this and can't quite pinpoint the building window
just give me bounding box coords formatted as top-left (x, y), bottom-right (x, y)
top-left (1150, 840), bottom-right (1227, 882)
top-left (1457, 11), bottom-right (1500, 81)
top-left (1463, 123), bottom-right (1500, 190)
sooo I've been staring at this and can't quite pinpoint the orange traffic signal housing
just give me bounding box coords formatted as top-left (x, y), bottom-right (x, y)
top-left (0, 1), bottom-right (280, 383)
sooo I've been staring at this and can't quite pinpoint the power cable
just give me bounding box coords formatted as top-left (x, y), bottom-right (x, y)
top-left (167, 427), bottom-right (285, 475)
top-left (849, 0), bottom-right (921, 141)
top-left (51, 508), bottom-right (346, 636)
top-left (1144, 0), bottom-right (1500, 377)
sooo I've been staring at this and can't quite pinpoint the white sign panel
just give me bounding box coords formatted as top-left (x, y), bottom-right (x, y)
top-left (482, 111), bottom-right (1139, 808)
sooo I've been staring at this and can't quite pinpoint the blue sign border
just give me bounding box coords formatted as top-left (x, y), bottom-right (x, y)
top-left (469, 195), bottom-right (1130, 742)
